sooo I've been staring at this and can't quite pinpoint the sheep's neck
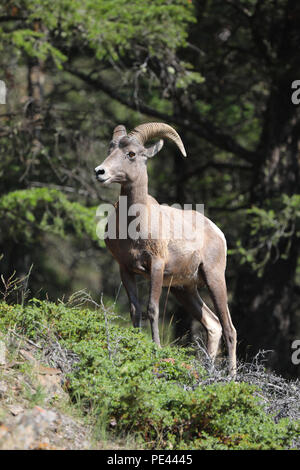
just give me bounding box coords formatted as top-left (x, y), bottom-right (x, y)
top-left (120, 173), bottom-right (148, 208)
top-left (120, 173), bottom-right (149, 239)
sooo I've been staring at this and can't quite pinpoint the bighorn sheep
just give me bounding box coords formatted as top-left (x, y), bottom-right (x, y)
top-left (95, 122), bottom-right (237, 375)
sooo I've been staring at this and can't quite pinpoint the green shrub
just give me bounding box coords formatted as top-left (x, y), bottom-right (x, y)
top-left (0, 299), bottom-right (299, 449)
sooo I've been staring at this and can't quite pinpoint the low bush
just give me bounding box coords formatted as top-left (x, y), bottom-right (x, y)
top-left (0, 299), bottom-right (299, 449)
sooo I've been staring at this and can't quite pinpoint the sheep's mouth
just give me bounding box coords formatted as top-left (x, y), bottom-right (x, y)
top-left (96, 176), bottom-right (111, 184)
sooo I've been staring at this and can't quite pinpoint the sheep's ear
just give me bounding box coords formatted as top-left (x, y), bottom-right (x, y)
top-left (144, 139), bottom-right (164, 158)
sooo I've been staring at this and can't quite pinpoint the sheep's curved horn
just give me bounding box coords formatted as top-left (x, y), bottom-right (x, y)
top-left (112, 124), bottom-right (127, 142)
top-left (128, 122), bottom-right (187, 157)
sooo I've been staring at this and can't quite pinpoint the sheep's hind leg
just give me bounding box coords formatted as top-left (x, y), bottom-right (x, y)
top-left (171, 286), bottom-right (222, 363)
top-left (202, 267), bottom-right (237, 376)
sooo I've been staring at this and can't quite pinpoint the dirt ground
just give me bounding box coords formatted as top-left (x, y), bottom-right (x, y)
top-left (0, 334), bottom-right (94, 450)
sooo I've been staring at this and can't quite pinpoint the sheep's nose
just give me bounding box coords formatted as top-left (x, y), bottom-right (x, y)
top-left (95, 167), bottom-right (105, 177)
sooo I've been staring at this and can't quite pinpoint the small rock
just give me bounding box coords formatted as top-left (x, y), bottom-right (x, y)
top-left (0, 340), bottom-right (6, 365)
top-left (0, 406), bottom-right (58, 450)
top-left (110, 418), bottom-right (117, 428)
top-left (7, 404), bottom-right (24, 416)
top-left (32, 406), bottom-right (57, 424)
top-left (37, 373), bottom-right (68, 402)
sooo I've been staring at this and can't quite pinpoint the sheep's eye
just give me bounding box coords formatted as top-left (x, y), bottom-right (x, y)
top-left (128, 151), bottom-right (136, 158)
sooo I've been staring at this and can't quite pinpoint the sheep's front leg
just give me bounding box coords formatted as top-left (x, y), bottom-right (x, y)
top-left (148, 257), bottom-right (164, 347)
top-left (120, 265), bottom-right (142, 328)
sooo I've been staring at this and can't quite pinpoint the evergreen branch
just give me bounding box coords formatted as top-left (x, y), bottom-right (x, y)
top-left (64, 66), bottom-right (256, 163)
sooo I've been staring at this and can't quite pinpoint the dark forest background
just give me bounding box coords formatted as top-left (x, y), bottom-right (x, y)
top-left (0, 0), bottom-right (299, 377)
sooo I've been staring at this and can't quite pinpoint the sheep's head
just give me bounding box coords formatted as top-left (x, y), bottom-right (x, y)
top-left (95, 122), bottom-right (186, 186)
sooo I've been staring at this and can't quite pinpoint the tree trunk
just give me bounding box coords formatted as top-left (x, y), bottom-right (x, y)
top-left (232, 112), bottom-right (300, 377)
top-left (232, 235), bottom-right (299, 378)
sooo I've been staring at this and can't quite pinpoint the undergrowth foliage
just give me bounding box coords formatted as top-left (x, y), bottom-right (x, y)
top-left (0, 299), bottom-right (299, 450)
top-left (0, 188), bottom-right (99, 244)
